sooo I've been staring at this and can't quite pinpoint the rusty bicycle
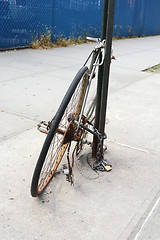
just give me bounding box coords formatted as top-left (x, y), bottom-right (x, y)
top-left (31, 37), bottom-right (111, 197)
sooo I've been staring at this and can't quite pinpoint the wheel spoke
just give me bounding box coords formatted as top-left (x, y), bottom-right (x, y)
top-left (35, 68), bottom-right (89, 194)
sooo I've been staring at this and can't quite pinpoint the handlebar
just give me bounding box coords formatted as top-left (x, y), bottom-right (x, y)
top-left (86, 37), bottom-right (101, 42)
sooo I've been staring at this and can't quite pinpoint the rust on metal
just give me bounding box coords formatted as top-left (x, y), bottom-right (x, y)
top-left (56, 128), bottom-right (65, 135)
top-left (63, 123), bottom-right (75, 144)
top-left (38, 143), bottom-right (69, 194)
top-left (75, 70), bottom-right (89, 120)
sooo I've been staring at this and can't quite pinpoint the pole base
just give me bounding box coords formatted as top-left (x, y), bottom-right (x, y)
top-left (87, 153), bottom-right (112, 172)
top-left (93, 159), bottom-right (112, 172)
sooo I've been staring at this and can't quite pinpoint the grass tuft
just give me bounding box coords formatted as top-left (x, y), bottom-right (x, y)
top-left (143, 64), bottom-right (160, 74)
top-left (31, 34), bottom-right (88, 49)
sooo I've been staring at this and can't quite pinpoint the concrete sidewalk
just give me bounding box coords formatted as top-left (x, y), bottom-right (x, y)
top-left (0, 36), bottom-right (160, 240)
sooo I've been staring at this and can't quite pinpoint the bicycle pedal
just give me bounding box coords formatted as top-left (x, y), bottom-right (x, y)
top-left (37, 121), bottom-right (51, 134)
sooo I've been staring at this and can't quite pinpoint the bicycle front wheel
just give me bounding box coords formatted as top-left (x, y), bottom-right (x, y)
top-left (31, 66), bottom-right (89, 197)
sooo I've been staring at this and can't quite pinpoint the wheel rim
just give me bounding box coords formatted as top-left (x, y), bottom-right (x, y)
top-left (37, 70), bottom-right (89, 194)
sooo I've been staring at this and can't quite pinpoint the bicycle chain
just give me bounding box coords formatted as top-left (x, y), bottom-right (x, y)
top-left (92, 128), bottom-right (112, 171)
top-left (94, 128), bottom-right (106, 161)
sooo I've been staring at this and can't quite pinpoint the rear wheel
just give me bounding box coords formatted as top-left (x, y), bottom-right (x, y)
top-left (31, 66), bottom-right (89, 197)
top-left (75, 93), bottom-right (96, 156)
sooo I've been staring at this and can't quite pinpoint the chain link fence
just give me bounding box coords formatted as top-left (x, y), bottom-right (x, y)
top-left (0, 0), bottom-right (54, 49)
top-left (0, 0), bottom-right (102, 50)
top-left (0, 0), bottom-right (160, 50)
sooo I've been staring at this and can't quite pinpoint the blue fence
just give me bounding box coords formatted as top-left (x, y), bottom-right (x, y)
top-left (0, 0), bottom-right (160, 49)
top-left (114, 0), bottom-right (160, 37)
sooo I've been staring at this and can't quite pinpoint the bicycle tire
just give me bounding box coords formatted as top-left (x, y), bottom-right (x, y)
top-left (31, 66), bottom-right (89, 197)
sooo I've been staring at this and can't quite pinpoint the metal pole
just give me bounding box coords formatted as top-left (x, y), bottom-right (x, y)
top-left (99, 0), bottom-right (115, 150)
top-left (92, 0), bottom-right (109, 157)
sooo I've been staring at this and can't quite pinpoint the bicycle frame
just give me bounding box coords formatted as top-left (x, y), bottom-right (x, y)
top-left (31, 39), bottom-right (110, 197)
top-left (77, 40), bottom-right (106, 127)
